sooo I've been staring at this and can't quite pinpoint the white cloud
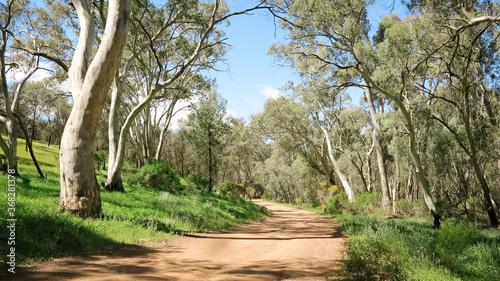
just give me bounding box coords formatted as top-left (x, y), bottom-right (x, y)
top-left (257, 84), bottom-right (282, 100)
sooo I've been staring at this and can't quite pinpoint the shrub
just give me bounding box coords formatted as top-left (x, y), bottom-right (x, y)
top-left (434, 223), bottom-right (479, 268)
top-left (395, 200), bottom-right (412, 216)
top-left (126, 162), bottom-right (181, 192)
top-left (326, 192), bottom-right (350, 214)
top-left (218, 182), bottom-right (246, 201)
top-left (352, 192), bottom-right (381, 215)
top-left (325, 192), bottom-right (384, 215)
top-left (186, 173), bottom-right (210, 190)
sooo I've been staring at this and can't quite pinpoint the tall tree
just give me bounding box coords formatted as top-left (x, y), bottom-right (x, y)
top-left (105, 0), bottom-right (270, 191)
top-left (186, 90), bottom-right (229, 190)
top-left (59, 0), bottom-right (131, 217)
top-left (267, 0), bottom-right (443, 226)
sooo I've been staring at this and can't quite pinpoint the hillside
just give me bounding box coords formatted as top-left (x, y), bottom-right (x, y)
top-left (0, 138), bottom-right (270, 266)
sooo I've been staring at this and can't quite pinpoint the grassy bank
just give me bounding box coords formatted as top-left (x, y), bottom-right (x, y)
top-left (282, 195), bottom-right (500, 281)
top-left (337, 214), bottom-right (500, 281)
top-left (0, 139), bottom-right (271, 265)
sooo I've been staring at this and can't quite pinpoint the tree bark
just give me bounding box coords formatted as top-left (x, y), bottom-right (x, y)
top-left (15, 114), bottom-right (44, 178)
top-left (359, 69), bottom-right (440, 227)
top-left (320, 125), bottom-right (355, 201)
top-left (364, 87), bottom-right (391, 212)
top-left (463, 115), bottom-right (499, 227)
top-left (60, 0), bottom-right (130, 217)
top-left (400, 103), bottom-right (440, 227)
top-left (208, 123), bottom-right (213, 192)
top-left (105, 79), bottom-right (124, 191)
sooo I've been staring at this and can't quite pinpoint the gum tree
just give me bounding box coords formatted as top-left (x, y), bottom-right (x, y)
top-left (185, 90), bottom-right (230, 190)
top-left (267, 0), bottom-right (442, 224)
top-left (105, 0), bottom-right (270, 191)
top-left (59, 0), bottom-right (131, 217)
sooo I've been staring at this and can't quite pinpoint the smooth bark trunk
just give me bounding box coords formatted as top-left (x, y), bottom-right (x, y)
top-left (321, 126), bottom-right (355, 201)
top-left (400, 103), bottom-right (440, 228)
top-left (60, 0), bottom-right (130, 217)
top-left (364, 87), bottom-right (391, 212)
top-left (359, 69), bottom-right (440, 227)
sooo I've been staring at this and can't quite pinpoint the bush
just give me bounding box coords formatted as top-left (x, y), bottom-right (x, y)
top-left (326, 192), bottom-right (351, 214)
top-left (126, 162), bottom-right (181, 192)
top-left (352, 192), bottom-right (382, 215)
top-left (218, 182), bottom-right (246, 201)
top-left (434, 223), bottom-right (479, 268)
top-left (335, 213), bottom-right (500, 281)
top-left (325, 192), bottom-right (382, 215)
top-left (186, 173), bottom-right (210, 190)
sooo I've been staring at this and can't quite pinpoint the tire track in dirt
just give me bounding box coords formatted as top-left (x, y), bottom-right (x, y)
top-left (6, 200), bottom-right (345, 280)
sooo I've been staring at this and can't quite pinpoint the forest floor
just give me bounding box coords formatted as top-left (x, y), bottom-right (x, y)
top-left (5, 200), bottom-right (345, 281)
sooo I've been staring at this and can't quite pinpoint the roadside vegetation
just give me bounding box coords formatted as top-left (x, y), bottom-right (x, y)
top-left (281, 192), bottom-right (500, 281)
top-left (0, 139), bottom-right (270, 265)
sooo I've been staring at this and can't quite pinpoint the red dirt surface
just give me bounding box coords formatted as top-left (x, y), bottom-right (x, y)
top-left (5, 200), bottom-right (345, 280)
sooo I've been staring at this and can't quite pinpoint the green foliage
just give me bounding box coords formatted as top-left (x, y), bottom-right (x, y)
top-left (218, 182), bottom-right (246, 201)
top-left (186, 173), bottom-right (210, 190)
top-left (325, 192), bottom-right (381, 215)
top-left (126, 162), bottom-right (181, 193)
top-left (335, 214), bottom-right (500, 280)
top-left (326, 192), bottom-right (349, 214)
top-left (93, 150), bottom-right (106, 172)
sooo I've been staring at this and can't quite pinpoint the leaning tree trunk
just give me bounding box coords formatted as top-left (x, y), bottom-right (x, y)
top-left (106, 88), bottom-right (160, 191)
top-left (320, 125), bottom-right (355, 202)
top-left (60, 0), bottom-right (130, 218)
top-left (359, 69), bottom-right (440, 228)
top-left (463, 115), bottom-right (499, 227)
top-left (400, 103), bottom-right (440, 228)
top-left (15, 114), bottom-right (44, 178)
top-left (364, 87), bottom-right (392, 212)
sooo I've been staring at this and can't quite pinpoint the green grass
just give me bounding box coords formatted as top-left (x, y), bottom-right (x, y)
top-left (283, 195), bottom-right (500, 281)
top-left (0, 138), bottom-right (271, 265)
top-left (335, 214), bottom-right (500, 281)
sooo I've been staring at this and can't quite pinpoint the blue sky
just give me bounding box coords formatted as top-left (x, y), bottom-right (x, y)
top-left (203, 0), bottom-right (408, 123)
top-left (206, 1), bottom-right (294, 120)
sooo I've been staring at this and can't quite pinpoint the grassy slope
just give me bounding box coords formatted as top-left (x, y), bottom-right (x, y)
top-left (279, 200), bottom-right (500, 281)
top-left (0, 138), bottom-right (271, 264)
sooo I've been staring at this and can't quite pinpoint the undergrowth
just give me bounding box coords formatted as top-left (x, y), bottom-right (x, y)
top-left (285, 191), bottom-right (500, 281)
top-left (336, 214), bottom-right (500, 281)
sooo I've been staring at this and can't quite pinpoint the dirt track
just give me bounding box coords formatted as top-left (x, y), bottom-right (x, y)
top-left (6, 200), bottom-right (345, 280)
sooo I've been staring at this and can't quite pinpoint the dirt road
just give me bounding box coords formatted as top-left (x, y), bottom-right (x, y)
top-left (7, 200), bottom-right (345, 280)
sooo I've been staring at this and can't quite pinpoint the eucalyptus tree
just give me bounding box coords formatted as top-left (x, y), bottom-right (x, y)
top-left (266, 0), bottom-right (446, 225)
top-left (300, 81), bottom-right (357, 202)
top-left (221, 118), bottom-right (271, 187)
top-left (407, 2), bottom-right (500, 227)
top-left (0, 1), bottom-right (40, 172)
top-left (105, 0), bottom-right (270, 191)
top-left (36, 0), bottom-right (130, 217)
top-left (154, 75), bottom-right (209, 162)
top-left (269, 27), bottom-right (391, 208)
top-left (252, 96), bottom-right (338, 189)
top-left (1, 0), bottom-right (120, 216)
top-left (185, 90), bottom-right (230, 190)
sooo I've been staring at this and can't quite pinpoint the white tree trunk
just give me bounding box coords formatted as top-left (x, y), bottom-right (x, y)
top-left (60, 0), bottom-right (130, 217)
top-left (364, 87), bottom-right (392, 212)
top-left (319, 125), bottom-right (355, 202)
